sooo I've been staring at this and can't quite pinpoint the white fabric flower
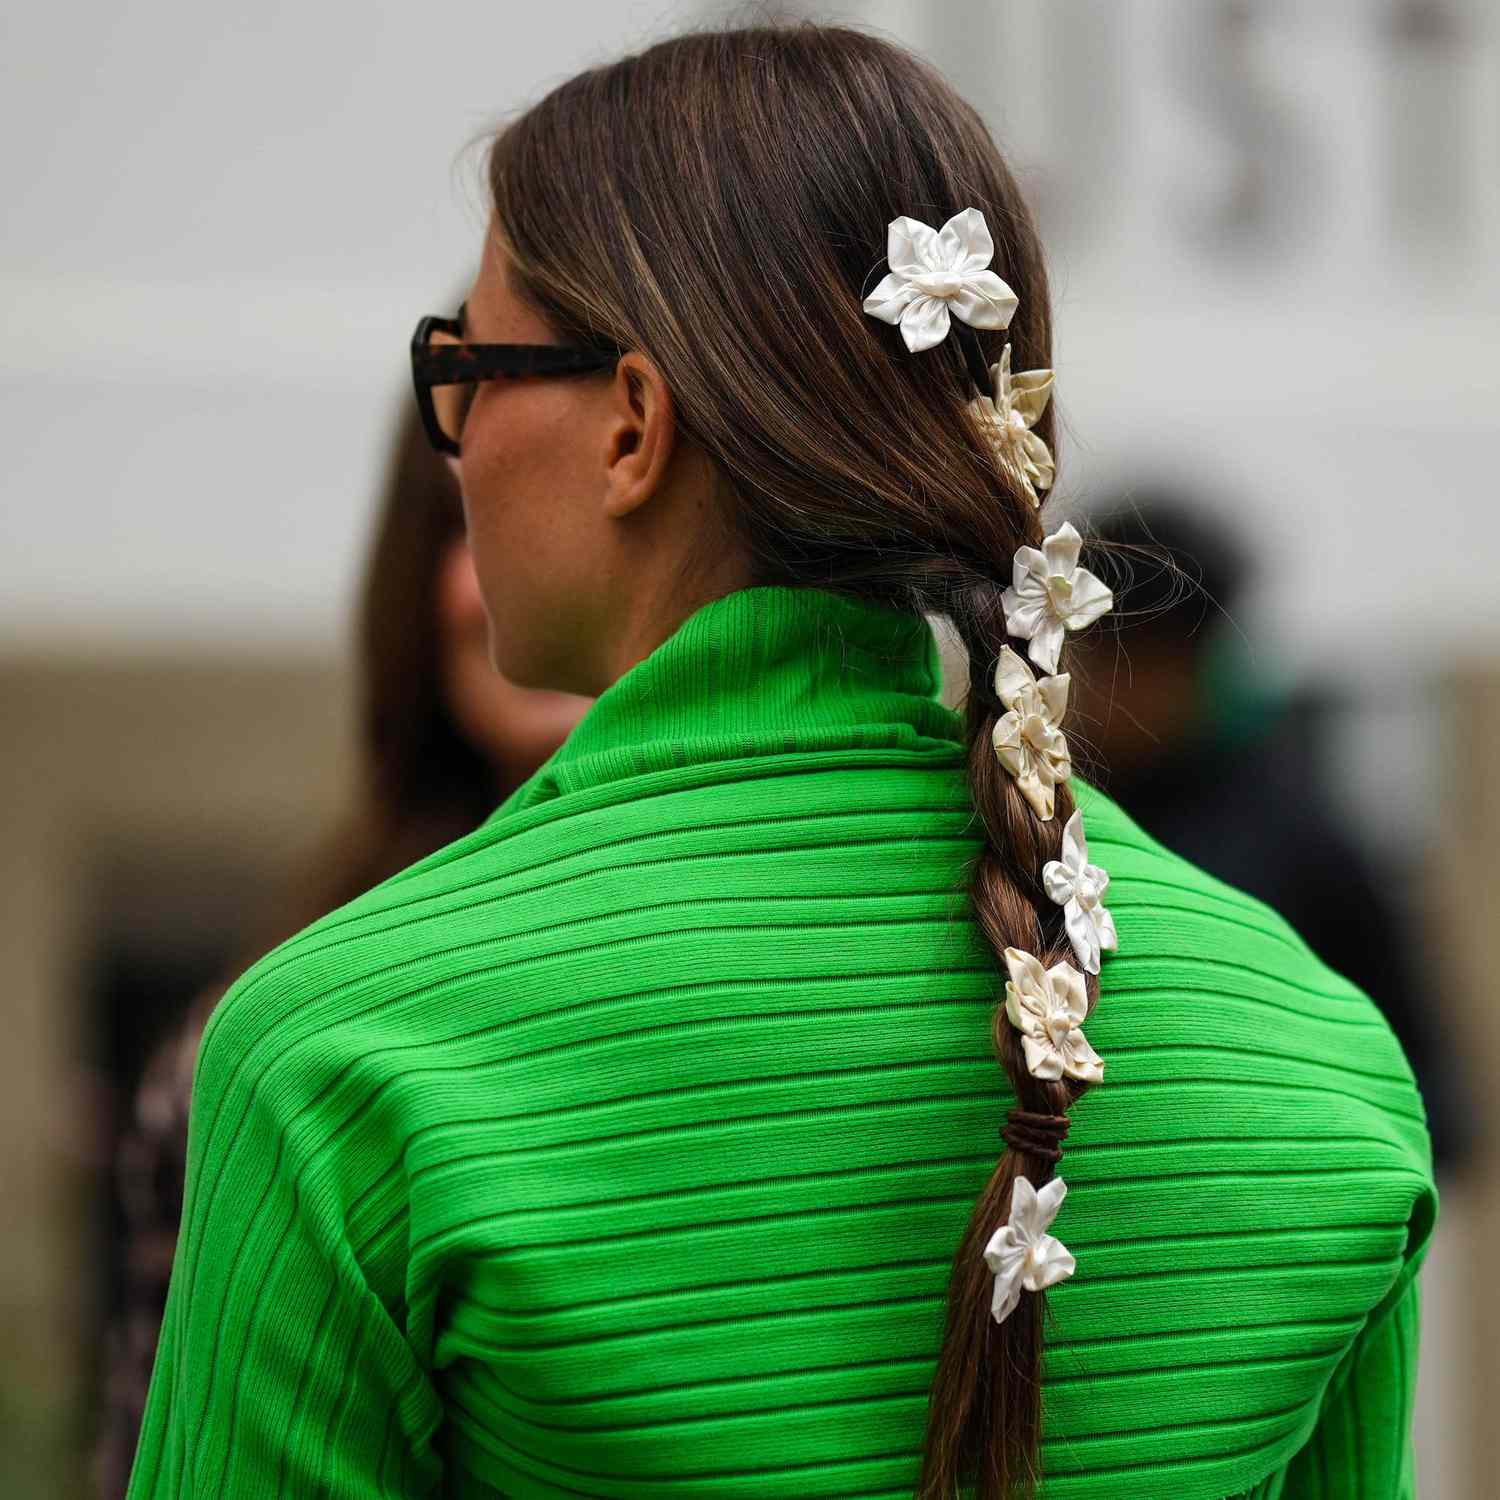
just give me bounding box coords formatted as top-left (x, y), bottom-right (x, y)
top-left (991, 645), bottom-right (1071, 821)
top-left (1001, 521), bottom-right (1113, 675)
top-left (968, 344), bottom-right (1056, 507)
top-left (982, 1174), bottom-right (1076, 1326)
top-left (1043, 809), bottom-right (1119, 976)
top-left (1002, 945), bottom-right (1104, 1084)
top-left (862, 208), bottom-right (1020, 353)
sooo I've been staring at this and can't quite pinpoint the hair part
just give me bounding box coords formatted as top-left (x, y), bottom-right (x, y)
top-left (486, 19), bottom-right (1103, 1496)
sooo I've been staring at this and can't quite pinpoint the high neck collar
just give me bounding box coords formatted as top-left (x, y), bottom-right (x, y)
top-left (488, 585), bottom-right (965, 821)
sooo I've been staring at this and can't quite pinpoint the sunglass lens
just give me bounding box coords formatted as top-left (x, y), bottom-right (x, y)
top-left (432, 380), bottom-right (475, 449)
top-left (427, 324), bottom-right (476, 451)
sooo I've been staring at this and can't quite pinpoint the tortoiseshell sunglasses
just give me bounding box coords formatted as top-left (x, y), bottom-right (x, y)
top-left (409, 302), bottom-right (623, 457)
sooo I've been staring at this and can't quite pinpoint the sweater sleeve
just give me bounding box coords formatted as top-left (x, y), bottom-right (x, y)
top-left (123, 978), bottom-right (445, 1499)
top-left (1272, 1272), bottom-right (1425, 1498)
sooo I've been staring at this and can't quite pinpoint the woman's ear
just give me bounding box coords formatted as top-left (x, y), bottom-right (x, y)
top-left (601, 351), bottom-right (676, 518)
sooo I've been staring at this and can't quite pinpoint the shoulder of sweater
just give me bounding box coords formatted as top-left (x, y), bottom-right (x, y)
top-left (1076, 778), bottom-right (1435, 1183)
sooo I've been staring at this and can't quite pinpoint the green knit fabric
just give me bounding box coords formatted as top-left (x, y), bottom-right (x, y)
top-left (126, 584), bottom-right (1437, 1499)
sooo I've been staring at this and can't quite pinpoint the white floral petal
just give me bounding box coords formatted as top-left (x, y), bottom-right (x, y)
top-left (991, 710), bottom-right (1023, 753)
top-left (1003, 946), bottom-right (1049, 997)
top-left (1019, 431), bottom-right (1055, 493)
top-left (1060, 568), bottom-right (1114, 630)
top-left (943, 207), bottom-right (995, 272)
top-left (992, 714), bottom-right (1027, 782)
top-left (897, 296), bottom-right (952, 353)
top-left (988, 345), bottom-right (1012, 410)
top-left (1022, 1232), bottom-right (1076, 1293)
top-left (1061, 809), bottom-right (1087, 870)
top-left (1040, 522), bottom-right (1083, 578)
top-left (1033, 1174), bottom-right (1068, 1228)
top-left (948, 272), bottom-right (1020, 332)
top-left (993, 645), bottom-right (1037, 710)
top-left (1046, 960), bottom-right (1090, 1023)
top-left (1038, 671), bottom-right (1070, 724)
top-left (1011, 545), bottom-right (1045, 590)
top-left (861, 272), bottom-right (921, 325)
top-left (1009, 370), bottom-right (1055, 427)
top-left (1002, 587), bottom-right (1049, 640)
top-left (1042, 858), bottom-right (1074, 906)
top-left (1004, 984), bottom-right (1043, 1039)
top-left (989, 1265), bottom-right (1023, 1325)
top-left (1026, 617), bottom-right (1066, 675)
top-left (1064, 901), bottom-right (1101, 974)
top-left (1063, 1029), bottom-right (1105, 1083)
top-left (1041, 730), bottom-right (1071, 792)
top-left (983, 1219), bottom-right (1017, 1264)
top-left (982, 1226), bottom-right (1028, 1324)
top-left (1017, 767), bottom-right (1055, 820)
top-left (1009, 1174), bottom-right (1040, 1224)
top-left (886, 215), bottom-right (942, 276)
top-left (1020, 1032), bottom-right (1064, 1079)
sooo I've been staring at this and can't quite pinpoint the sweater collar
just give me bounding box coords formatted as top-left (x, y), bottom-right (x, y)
top-left (488, 584), bottom-right (965, 820)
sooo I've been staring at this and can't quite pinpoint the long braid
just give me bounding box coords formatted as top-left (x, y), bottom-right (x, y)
top-left (912, 570), bottom-right (1106, 1499)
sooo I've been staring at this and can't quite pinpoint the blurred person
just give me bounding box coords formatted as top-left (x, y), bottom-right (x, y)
top-left (91, 398), bottom-right (594, 1499)
top-left (1066, 490), bottom-right (1470, 1174)
top-left (125, 21), bottom-right (1437, 1500)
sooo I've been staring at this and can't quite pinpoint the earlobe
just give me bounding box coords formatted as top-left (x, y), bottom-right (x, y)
top-left (604, 353), bottom-right (676, 517)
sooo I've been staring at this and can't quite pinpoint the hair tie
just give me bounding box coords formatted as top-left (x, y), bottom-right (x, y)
top-left (1000, 1107), bottom-right (1071, 1164)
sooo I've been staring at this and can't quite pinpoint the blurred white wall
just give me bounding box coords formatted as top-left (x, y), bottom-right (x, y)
top-left (0, 0), bottom-right (718, 652)
top-left (2, 0), bottom-right (1495, 666)
top-left (925, 0), bottom-right (1499, 668)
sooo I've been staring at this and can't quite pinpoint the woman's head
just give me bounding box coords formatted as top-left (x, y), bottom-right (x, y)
top-left (455, 20), bottom-right (1053, 690)
top-left (461, 20), bottom-right (1092, 1497)
top-left (449, 235), bottom-right (744, 695)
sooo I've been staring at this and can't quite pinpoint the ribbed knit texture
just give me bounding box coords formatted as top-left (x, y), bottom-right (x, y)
top-left (125, 584), bottom-right (1438, 1499)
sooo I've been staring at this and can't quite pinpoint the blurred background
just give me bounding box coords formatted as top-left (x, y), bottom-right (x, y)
top-left (2, 0), bottom-right (1495, 1495)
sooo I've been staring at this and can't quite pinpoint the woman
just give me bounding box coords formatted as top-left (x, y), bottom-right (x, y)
top-left (96, 399), bottom-right (593, 1497)
top-left (125, 23), bottom-right (1437, 1499)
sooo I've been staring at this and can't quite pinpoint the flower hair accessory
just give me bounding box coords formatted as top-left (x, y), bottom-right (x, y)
top-left (969, 344), bottom-right (1056, 508)
top-left (982, 1173), bottom-right (1076, 1325)
top-left (862, 208), bottom-right (1019, 353)
top-left (991, 645), bottom-right (1071, 821)
top-left (1044, 809), bottom-right (1119, 975)
top-left (1003, 945), bottom-right (1105, 1083)
top-left (1001, 520), bottom-right (1113, 676)
top-left (857, 209), bottom-right (1120, 1328)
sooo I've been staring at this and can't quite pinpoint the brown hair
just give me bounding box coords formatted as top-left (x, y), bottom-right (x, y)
top-left (485, 17), bottom-right (1101, 1498)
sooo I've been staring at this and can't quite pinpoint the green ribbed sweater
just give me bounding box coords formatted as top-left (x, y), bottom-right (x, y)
top-left (126, 584), bottom-right (1438, 1499)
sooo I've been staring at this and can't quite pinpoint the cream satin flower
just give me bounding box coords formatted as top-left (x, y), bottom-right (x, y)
top-left (982, 1173), bottom-right (1076, 1326)
top-left (991, 645), bottom-right (1071, 821)
top-left (862, 208), bottom-right (1020, 353)
top-left (969, 344), bottom-right (1056, 507)
top-left (1002, 945), bottom-right (1104, 1083)
top-left (1001, 521), bottom-right (1113, 675)
top-left (1043, 809), bottom-right (1119, 976)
